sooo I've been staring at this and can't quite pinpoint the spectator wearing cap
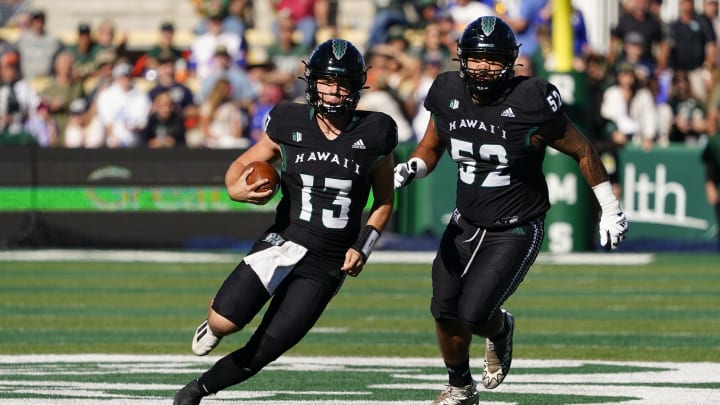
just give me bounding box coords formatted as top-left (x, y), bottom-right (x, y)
top-left (197, 44), bottom-right (257, 112)
top-left (40, 50), bottom-right (86, 136)
top-left (144, 22), bottom-right (184, 72)
top-left (15, 10), bottom-right (63, 80)
top-left (614, 32), bottom-right (656, 86)
top-left (189, 12), bottom-right (243, 83)
top-left (63, 97), bottom-right (93, 147)
top-left (0, 50), bottom-right (40, 135)
top-left (64, 22), bottom-right (101, 82)
top-left (94, 62), bottom-right (151, 147)
top-left (608, 0), bottom-right (667, 75)
top-left (147, 55), bottom-right (198, 131)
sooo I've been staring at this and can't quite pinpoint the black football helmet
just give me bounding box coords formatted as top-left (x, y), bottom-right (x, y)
top-left (304, 39), bottom-right (367, 115)
top-left (457, 16), bottom-right (520, 97)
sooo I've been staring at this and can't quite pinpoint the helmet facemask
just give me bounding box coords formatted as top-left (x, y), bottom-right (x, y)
top-left (459, 51), bottom-right (516, 98)
top-left (305, 71), bottom-right (364, 116)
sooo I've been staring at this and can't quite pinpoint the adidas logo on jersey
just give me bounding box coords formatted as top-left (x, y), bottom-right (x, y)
top-left (352, 139), bottom-right (366, 149)
top-left (501, 107), bottom-right (515, 118)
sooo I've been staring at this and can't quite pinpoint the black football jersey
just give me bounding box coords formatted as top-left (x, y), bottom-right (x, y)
top-left (265, 102), bottom-right (398, 260)
top-left (424, 72), bottom-right (564, 228)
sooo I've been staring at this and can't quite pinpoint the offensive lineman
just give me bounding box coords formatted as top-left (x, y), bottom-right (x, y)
top-left (174, 39), bottom-right (398, 404)
top-left (394, 16), bottom-right (629, 405)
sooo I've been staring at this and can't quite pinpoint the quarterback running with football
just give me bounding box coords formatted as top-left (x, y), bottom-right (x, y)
top-left (394, 16), bottom-right (628, 405)
top-left (174, 39), bottom-right (398, 404)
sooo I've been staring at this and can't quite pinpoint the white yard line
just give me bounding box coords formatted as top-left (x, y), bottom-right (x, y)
top-left (0, 249), bottom-right (654, 265)
top-left (0, 355), bottom-right (718, 405)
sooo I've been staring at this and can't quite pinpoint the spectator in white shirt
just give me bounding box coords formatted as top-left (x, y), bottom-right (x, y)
top-left (0, 50), bottom-right (39, 134)
top-left (446, 0), bottom-right (495, 33)
top-left (95, 62), bottom-right (151, 147)
top-left (601, 62), bottom-right (658, 151)
top-left (190, 13), bottom-right (244, 83)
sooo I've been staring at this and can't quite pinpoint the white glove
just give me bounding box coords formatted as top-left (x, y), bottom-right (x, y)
top-left (598, 207), bottom-right (628, 249)
top-left (394, 157), bottom-right (428, 189)
top-left (593, 181), bottom-right (628, 250)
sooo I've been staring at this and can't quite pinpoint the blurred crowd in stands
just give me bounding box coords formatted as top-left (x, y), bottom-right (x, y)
top-left (0, 0), bottom-right (719, 154)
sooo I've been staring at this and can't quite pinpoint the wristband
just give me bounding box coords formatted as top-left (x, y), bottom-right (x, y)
top-left (592, 181), bottom-right (621, 213)
top-left (352, 225), bottom-right (381, 263)
top-left (408, 157), bottom-right (429, 180)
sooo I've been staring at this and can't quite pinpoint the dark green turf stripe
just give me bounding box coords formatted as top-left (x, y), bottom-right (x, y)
top-left (2, 255), bottom-right (719, 362)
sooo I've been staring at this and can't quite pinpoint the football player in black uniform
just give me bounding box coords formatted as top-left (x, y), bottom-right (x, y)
top-left (174, 39), bottom-right (398, 404)
top-left (394, 16), bottom-right (629, 405)
top-left (702, 133), bottom-right (720, 252)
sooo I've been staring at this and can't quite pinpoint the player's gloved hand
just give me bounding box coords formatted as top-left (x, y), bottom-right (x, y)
top-left (394, 157), bottom-right (428, 189)
top-left (593, 181), bottom-right (629, 250)
top-left (598, 207), bottom-right (628, 250)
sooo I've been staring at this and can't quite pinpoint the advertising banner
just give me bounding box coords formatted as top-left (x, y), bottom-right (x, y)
top-left (619, 145), bottom-right (717, 249)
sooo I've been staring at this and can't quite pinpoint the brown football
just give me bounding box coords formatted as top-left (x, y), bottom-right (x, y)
top-left (245, 161), bottom-right (280, 195)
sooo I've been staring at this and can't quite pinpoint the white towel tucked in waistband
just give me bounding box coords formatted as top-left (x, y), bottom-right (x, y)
top-left (243, 240), bottom-right (308, 294)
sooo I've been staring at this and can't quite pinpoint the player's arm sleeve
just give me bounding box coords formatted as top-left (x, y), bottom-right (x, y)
top-left (422, 75), bottom-right (444, 115)
top-left (532, 79), bottom-right (565, 122)
top-left (263, 103), bottom-right (284, 142)
top-left (384, 117), bottom-right (399, 155)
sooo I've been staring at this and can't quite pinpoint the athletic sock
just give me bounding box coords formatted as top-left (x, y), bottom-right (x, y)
top-left (446, 358), bottom-right (473, 387)
top-left (197, 350), bottom-right (256, 394)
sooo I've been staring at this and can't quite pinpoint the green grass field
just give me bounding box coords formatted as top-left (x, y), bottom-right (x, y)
top-left (1, 250), bottom-right (719, 404)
